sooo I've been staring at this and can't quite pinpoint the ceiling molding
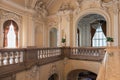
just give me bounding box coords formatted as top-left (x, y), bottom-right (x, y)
top-left (1, 0), bottom-right (34, 14)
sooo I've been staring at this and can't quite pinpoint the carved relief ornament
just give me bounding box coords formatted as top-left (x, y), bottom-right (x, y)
top-left (34, 1), bottom-right (48, 18)
top-left (0, 9), bottom-right (22, 29)
top-left (101, 0), bottom-right (119, 14)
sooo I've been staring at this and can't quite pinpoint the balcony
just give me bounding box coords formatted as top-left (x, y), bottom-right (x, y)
top-left (0, 47), bottom-right (106, 79)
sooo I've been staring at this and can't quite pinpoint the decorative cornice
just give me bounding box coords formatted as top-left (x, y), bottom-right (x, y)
top-left (0, 0), bottom-right (34, 14)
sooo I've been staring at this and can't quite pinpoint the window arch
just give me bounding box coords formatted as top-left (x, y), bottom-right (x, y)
top-left (3, 20), bottom-right (19, 48)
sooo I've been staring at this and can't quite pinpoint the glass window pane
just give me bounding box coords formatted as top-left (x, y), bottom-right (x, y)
top-left (92, 26), bottom-right (106, 47)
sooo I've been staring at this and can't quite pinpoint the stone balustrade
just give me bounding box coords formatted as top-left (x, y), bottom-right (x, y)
top-left (0, 47), bottom-right (105, 78)
top-left (70, 47), bottom-right (105, 61)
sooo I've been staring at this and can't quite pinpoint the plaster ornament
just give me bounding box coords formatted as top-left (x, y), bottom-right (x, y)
top-left (35, 1), bottom-right (48, 18)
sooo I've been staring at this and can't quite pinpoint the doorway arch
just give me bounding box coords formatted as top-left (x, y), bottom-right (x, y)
top-left (49, 28), bottom-right (58, 47)
top-left (48, 73), bottom-right (59, 80)
top-left (73, 9), bottom-right (111, 47)
top-left (67, 69), bottom-right (97, 80)
top-left (76, 14), bottom-right (106, 47)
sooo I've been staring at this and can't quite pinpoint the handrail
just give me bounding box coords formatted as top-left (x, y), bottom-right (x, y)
top-left (70, 47), bottom-right (105, 61)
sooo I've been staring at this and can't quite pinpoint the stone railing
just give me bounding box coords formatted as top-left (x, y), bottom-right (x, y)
top-left (0, 47), bottom-right (62, 78)
top-left (69, 47), bottom-right (105, 61)
top-left (0, 48), bottom-right (24, 66)
top-left (0, 47), bottom-right (105, 79)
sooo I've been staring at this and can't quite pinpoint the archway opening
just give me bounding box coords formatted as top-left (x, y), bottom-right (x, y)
top-left (76, 14), bottom-right (106, 47)
top-left (49, 28), bottom-right (58, 47)
top-left (67, 69), bottom-right (97, 80)
top-left (48, 73), bottom-right (58, 80)
top-left (3, 20), bottom-right (19, 48)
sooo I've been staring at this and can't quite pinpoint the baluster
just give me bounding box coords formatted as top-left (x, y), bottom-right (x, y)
top-left (42, 50), bottom-right (44, 58)
top-left (82, 49), bottom-right (84, 55)
top-left (94, 50), bottom-right (97, 56)
top-left (40, 50), bottom-right (42, 59)
top-left (47, 49), bottom-right (49, 57)
top-left (45, 49), bottom-right (47, 58)
top-left (37, 50), bottom-right (40, 59)
top-left (48, 50), bottom-right (50, 57)
top-left (54, 49), bottom-right (55, 56)
top-left (75, 49), bottom-right (77, 55)
top-left (44, 50), bottom-right (46, 58)
top-left (17, 52), bottom-right (21, 63)
top-left (90, 50), bottom-right (92, 56)
top-left (50, 49), bottom-right (52, 57)
top-left (52, 50), bottom-right (54, 56)
top-left (96, 50), bottom-right (99, 56)
top-left (80, 49), bottom-right (82, 55)
top-left (93, 50), bottom-right (96, 56)
top-left (52, 49), bottom-right (54, 56)
top-left (59, 49), bottom-right (61, 55)
top-left (0, 53), bottom-right (3, 66)
top-left (14, 52), bottom-right (18, 63)
top-left (73, 49), bottom-right (75, 55)
top-left (46, 49), bottom-right (48, 57)
top-left (3, 52), bottom-right (8, 65)
top-left (54, 49), bottom-right (56, 56)
top-left (86, 50), bottom-right (89, 55)
top-left (9, 52), bottom-right (13, 64)
top-left (56, 49), bottom-right (58, 56)
top-left (57, 49), bottom-right (59, 55)
top-left (93, 50), bottom-right (95, 56)
top-left (12, 52), bottom-right (16, 64)
top-left (20, 51), bottom-right (23, 62)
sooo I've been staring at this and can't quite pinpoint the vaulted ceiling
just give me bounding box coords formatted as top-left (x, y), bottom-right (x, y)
top-left (0, 0), bottom-right (113, 14)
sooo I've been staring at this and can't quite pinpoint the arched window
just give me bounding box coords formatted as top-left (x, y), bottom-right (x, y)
top-left (3, 20), bottom-right (19, 48)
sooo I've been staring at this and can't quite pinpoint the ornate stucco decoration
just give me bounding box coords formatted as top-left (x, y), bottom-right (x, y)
top-left (34, 0), bottom-right (48, 18)
top-left (47, 16), bottom-right (59, 28)
top-left (76, 0), bottom-right (102, 9)
top-left (58, 2), bottom-right (73, 15)
top-left (101, 0), bottom-right (119, 15)
top-left (26, 66), bottom-right (39, 80)
top-left (49, 64), bottom-right (58, 77)
top-left (74, 0), bottom-right (119, 19)
top-left (0, 9), bottom-right (22, 27)
top-left (74, 0), bottom-right (103, 18)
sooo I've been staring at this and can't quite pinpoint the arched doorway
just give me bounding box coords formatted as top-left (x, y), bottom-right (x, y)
top-left (49, 28), bottom-right (58, 47)
top-left (76, 14), bottom-right (106, 47)
top-left (3, 20), bottom-right (19, 48)
top-left (48, 73), bottom-right (59, 80)
top-left (67, 69), bottom-right (97, 80)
